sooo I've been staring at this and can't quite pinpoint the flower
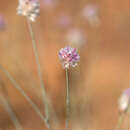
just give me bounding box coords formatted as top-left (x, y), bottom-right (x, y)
top-left (17, 0), bottom-right (40, 22)
top-left (56, 14), bottom-right (72, 29)
top-left (0, 15), bottom-right (6, 31)
top-left (119, 88), bottom-right (130, 112)
top-left (59, 46), bottom-right (80, 69)
top-left (65, 28), bottom-right (87, 48)
top-left (82, 4), bottom-right (100, 26)
top-left (41, 0), bottom-right (57, 8)
top-left (83, 4), bottom-right (98, 18)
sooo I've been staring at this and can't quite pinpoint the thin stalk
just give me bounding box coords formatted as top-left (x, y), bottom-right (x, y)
top-left (65, 69), bottom-right (69, 130)
top-left (0, 64), bottom-right (50, 129)
top-left (124, 108), bottom-right (130, 130)
top-left (27, 19), bottom-right (50, 128)
top-left (0, 95), bottom-right (23, 130)
top-left (0, 79), bottom-right (22, 130)
top-left (115, 113), bottom-right (125, 130)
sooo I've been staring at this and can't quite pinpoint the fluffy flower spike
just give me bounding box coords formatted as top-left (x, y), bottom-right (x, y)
top-left (59, 46), bottom-right (80, 69)
top-left (17, 0), bottom-right (40, 22)
top-left (119, 88), bottom-right (130, 113)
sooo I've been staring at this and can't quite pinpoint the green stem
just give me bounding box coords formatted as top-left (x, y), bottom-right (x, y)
top-left (115, 113), bottom-right (125, 130)
top-left (65, 69), bottom-right (69, 130)
top-left (27, 19), bottom-right (50, 128)
top-left (0, 65), bottom-right (50, 129)
top-left (0, 95), bottom-right (23, 130)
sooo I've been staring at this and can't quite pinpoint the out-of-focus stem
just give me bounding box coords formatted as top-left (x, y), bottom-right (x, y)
top-left (27, 19), bottom-right (50, 129)
top-left (115, 113), bottom-right (125, 130)
top-left (0, 64), bottom-right (50, 129)
top-left (0, 95), bottom-right (23, 130)
top-left (65, 69), bottom-right (69, 130)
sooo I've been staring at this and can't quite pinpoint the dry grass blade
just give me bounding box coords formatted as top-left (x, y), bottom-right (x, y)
top-left (0, 95), bottom-right (23, 130)
top-left (0, 64), bottom-right (50, 129)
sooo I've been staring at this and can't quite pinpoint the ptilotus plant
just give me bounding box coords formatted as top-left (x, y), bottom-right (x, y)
top-left (17, 0), bottom-right (51, 129)
top-left (1, 0), bottom-right (130, 130)
top-left (115, 88), bottom-right (130, 130)
top-left (59, 46), bottom-right (80, 130)
top-left (17, 0), bottom-right (40, 22)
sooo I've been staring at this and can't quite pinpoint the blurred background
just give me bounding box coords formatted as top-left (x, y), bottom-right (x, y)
top-left (0, 0), bottom-right (130, 129)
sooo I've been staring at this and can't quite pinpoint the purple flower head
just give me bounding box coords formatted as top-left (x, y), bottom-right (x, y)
top-left (17, 0), bottom-right (40, 22)
top-left (119, 88), bottom-right (130, 112)
top-left (59, 46), bottom-right (80, 69)
top-left (0, 15), bottom-right (6, 31)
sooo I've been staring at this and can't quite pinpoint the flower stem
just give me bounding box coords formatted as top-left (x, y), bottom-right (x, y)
top-left (27, 19), bottom-right (50, 129)
top-left (0, 64), bottom-right (50, 129)
top-left (115, 113), bottom-right (125, 130)
top-left (0, 95), bottom-right (23, 130)
top-left (65, 69), bottom-right (69, 130)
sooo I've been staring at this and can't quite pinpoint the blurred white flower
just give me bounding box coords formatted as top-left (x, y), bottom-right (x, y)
top-left (65, 28), bottom-right (87, 48)
top-left (119, 88), bottom-right (130, 113)
top-left (17, 0), bottom-right (40, 22)
top-left (82, 4), bottom-right (100, 26)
